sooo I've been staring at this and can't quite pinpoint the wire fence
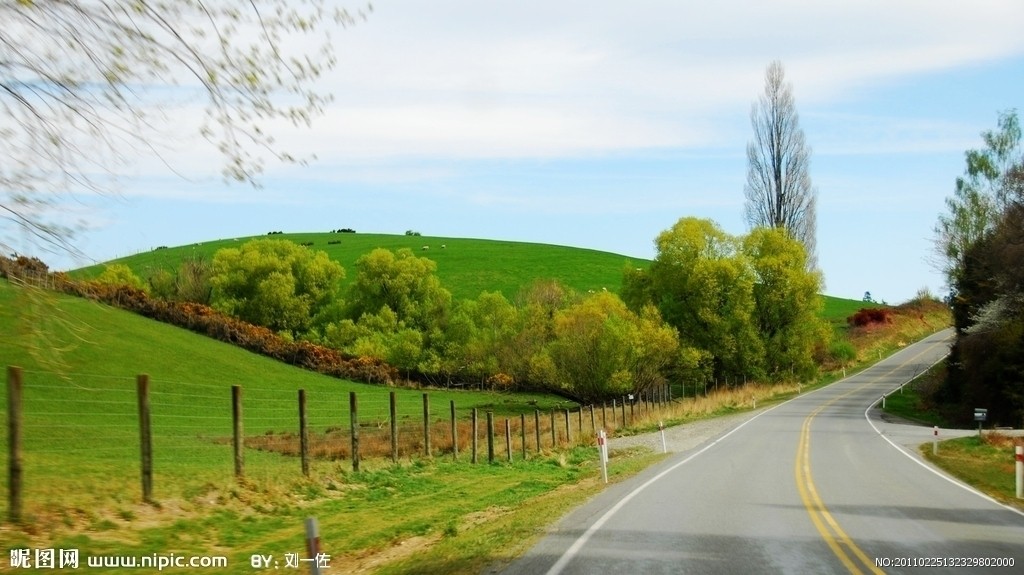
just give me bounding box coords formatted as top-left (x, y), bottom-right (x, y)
top-left (3, 366), bottom-right (673, 522)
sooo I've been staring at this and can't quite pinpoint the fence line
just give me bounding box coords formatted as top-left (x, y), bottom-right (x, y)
top-left (4, 365), bottom-right (675, 523)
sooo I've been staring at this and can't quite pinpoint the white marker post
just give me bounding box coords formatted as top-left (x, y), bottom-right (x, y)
top-left (659, 421), bottom-right (667, 454)
top-left (933, 426), bottom-right (938, 456)
top-left (305, 517), bottom-right (322, 575)
top-left (1016, 446), bottom-right (1023, 500)
top-left (597, 430), bottom-right (608, 484)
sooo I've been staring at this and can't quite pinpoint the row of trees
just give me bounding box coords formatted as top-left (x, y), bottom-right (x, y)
top-left (102, 218), bottom-right (827, 403)
top-left (934, 110), bottom-right (1024, 426)
top-left (623, 218), bottom-right (828, 385)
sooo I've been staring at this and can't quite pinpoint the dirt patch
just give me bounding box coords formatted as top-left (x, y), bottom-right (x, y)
top-left (336, 534), bottom-right (443, 575)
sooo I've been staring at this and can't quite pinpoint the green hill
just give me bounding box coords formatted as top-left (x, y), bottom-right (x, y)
top-left (74, 232), bottom-right (644, 301)
top-left (75, 232), bottom-right (867, 319)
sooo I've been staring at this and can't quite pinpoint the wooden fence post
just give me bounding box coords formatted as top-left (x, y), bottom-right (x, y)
top-left (137, 374), bottom-right (153, 502)
top-left (590, 405), bottom-right (596, 435)
top-left (601, 402), bottom-right (607, 430)
top-left (577, 407), bottom-right (583, 436)
top-left (389, 391), bottom-right (398, 463)
top-left (232, 385), bottom-right (244, 479)
top-left (450, 400), bottom-right (458, 460)
top-left (8, 366), bottom-right (23, 523)
top-left (486, 412), bottom-right (495, 464)
top-left (611, 399), bottom-right (617, 427)
top-left (550, 410), bottom-right (556, 446)
top-left (534, 410), bottom-right (541, 453)
top-left (621, 397), bottom-right (627, 427)
top-left (564, 409), bottom-right (571, 444)
top-left (299, 389), bottom-right (309, 477)
top-left (520, 413), bottom-right (527, 460)
top-left (422, 393), bottom-right (431, 457)
top-left (350, 392), bottom-right (360, 472)
top-left (505, 419), bottom-right (512, 462)
top-left (471, 408), bottom-right (478, 464)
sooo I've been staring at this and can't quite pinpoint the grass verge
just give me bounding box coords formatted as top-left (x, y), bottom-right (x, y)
top-left (923, 434), bottom-right (1024, 512)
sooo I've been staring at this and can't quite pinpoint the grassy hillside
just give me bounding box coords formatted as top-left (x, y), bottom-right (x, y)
top-left (0, 281), bottom-right (570, 519)
top-left (74, 233), bottom-right (644, 301)
top-left (76, 232), bottom-right (867, 319)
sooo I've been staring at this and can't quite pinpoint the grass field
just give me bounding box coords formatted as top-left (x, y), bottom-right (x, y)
top-left (73, 233), bottom-right (645, 302)
top-left (0, 281), bottom-right (597, 573)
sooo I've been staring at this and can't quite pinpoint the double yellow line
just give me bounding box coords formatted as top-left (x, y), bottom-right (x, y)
top-left (794, 338), bottom-right (949, 574)
top-left (795, 397), bottom-right (883, 574)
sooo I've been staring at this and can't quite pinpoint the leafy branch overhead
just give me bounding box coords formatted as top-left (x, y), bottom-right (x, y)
top-left (1, 0), bottom-right (368, 255)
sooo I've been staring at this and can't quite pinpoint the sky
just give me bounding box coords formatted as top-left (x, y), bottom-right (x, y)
top-left (29, 0), bottom-right (1024, 303)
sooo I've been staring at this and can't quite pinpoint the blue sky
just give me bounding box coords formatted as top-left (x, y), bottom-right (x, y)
top-left (39, 0), bottom-right (1024, 303)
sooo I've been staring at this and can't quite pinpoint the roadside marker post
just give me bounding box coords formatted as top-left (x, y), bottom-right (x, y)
top-left (597, 430), bottom-right (608, 484)
top-left (1016, 446), bottom-right (1023, 500)
top-left (305, 517), bottom-right (323, 575)
top-left (932, 426), bottom-right (938, 456)
top-left (659, 421), bottom-right (667, 454)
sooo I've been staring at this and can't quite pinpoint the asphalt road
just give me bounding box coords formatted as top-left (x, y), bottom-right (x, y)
top-left (499, 329), bottom-right (1024, 574)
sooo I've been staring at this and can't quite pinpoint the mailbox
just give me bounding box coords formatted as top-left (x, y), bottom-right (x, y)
top-left (974, 408), bottom-right (988, 422)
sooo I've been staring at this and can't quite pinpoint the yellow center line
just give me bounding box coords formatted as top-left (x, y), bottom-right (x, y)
top-left (795, 338), bottom-right (950, 575)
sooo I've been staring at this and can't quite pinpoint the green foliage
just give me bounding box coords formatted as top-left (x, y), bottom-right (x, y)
top-left (210, 239), bottom-right (344, 336)
top-left (345, 248), bottom-right (451, 333)
top-left (937, 110), bottom-right (1024, 426)
top-left (96, 263), bottom-right (146, 292)
top-left (935, 110), bottom-right (1021, 285)
top-left (625, 218), bottom-right (826, 385)
top-left (626, 217), bottom-right (763, 383)
top-left (145, 255), bottom-right (213, 304)
top-left (744, 227), bottom-right (829, 379)
top-left (444, 291), bottom-right (519, 382)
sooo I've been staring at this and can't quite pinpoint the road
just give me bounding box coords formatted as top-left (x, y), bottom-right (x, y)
top-left (499, 329), bottom-right (1024, 574)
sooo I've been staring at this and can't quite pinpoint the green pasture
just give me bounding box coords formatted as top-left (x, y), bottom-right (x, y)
top-left (75, 232), bottom-right (865, 325)
top-left (0, 281), bottom-right (573, 521)
top-left (73, 232), bottom-right (644, 301)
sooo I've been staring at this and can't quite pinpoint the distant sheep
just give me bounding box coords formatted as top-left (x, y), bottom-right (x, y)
top-left (422, 245), bottom-right (429, 250)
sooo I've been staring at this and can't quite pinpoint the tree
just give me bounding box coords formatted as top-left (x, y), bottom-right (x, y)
top-left (344, 248), bottom-right (452, 336)
top-left (744, 60), bottom-right (818, 270)
top-left (2, 0), bottom-right (365, 258)
top-left (935, 111), bottom-right (1024, 426)
top-left (625, 217), bottom-right (764, 383)
top-left (743, 227), bottom-right (828, 380)
top-left (96, 263), bottom-right (146, 292)
top-left (934, 110), bottom-right (1021, 286)
top-left (547, 291), bottom-right (680, 403)
top-left (209, 239), bottom-right (344, 336)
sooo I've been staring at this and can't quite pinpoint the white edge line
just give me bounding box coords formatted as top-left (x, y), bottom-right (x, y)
top-left (545, 398), bottom-right (794, 575)
top-left (863, 350), bottom-right (1024, 520)
top-left (545, 352), bottom-right (883, 575)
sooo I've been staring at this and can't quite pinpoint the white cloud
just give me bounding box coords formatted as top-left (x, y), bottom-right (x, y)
top-left (106, 0), bottom-right (1024, 192)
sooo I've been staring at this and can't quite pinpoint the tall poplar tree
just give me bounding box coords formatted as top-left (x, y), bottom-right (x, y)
top-left (744, 60), bottom-right (818, 271)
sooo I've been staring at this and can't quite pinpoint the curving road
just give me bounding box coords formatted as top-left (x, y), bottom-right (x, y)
top-left (500, 329), bottom-right (1024, 574)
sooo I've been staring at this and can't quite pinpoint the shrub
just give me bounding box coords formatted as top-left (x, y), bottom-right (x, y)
top-left (828, 339), bottom-right (857, 365)
top-left (847, 307), bottom-right (893, 327)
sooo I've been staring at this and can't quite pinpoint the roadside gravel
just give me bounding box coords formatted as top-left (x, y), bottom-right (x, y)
top-left (607, 409), bottom-right (766, 454)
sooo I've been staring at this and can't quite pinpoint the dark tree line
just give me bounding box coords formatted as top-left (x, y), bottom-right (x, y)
top-left (937, 111), bottom-right (1024, 426)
